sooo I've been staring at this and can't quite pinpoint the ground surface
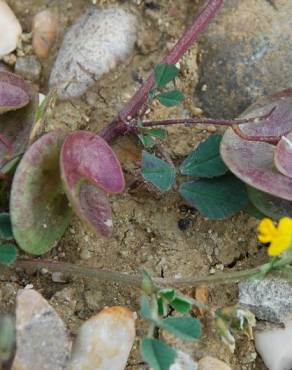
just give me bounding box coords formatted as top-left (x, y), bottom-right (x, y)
top-left (0, 0), bottom-right (269, 369)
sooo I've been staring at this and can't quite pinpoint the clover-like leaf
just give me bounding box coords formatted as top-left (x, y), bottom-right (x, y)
top-left (247, 186), bottom-right (292, 220)
top-left (0, 71), bottom-right (31, 114)
top-left (60, 131), bottom-right (125, 237)
top-left (221, 89), bottom-right (292, 201)
top-left (157, 90), bottom-right (184, 107)
top-left (179, 174), bottom-right (248, 219)
top-left (159, 317), bottom-right (202, 341)
top-left (141, 151), bottom-right (176, 192)
top-left (0, 244), bottom-right (17, 265)
top-left (140, 338), bottom-right (176, 370)
top-left (154, 64), bottom-right (180, 88)
top-left (180, 134), bottom-right (228, 178)
top-left (274, 132), bottom-right (292, 178)
top-left (10, 131), bottom-right (72, 255)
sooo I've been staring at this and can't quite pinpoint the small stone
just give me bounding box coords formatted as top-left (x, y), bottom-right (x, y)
top-left (197, 1), bottom-right (292, 118)
top-left (14, 56), bottom-right (41, 82)
top-left (32, 9), bottom-right (59, 59)
top-left (12, 289), bottom-right (71, 370)
top-left (170, 351), bottom-right (198, 370)
top-left (0, 1), bottom-right (22, 57)
top-left (69, 306), bottom-right (136, 370)
top-left (198, 356), bottom-right (232, 370)
top-left (255, 320), bottom-right (292, 370)
top-left (239, 279), bottom-right (292, 323)
top-left (51, 272), bottom-right (68, 283)
top-left (49, 8), bottom-right (137, 99)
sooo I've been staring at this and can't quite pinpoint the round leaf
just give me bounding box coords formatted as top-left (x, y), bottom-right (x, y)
top-left (160, 317), bottom-right (202, 341)
top-left (0, 71), bottom-right (30, 114)
top-left (220, 89), bottom-right (292, 201)
top-left (10, 131), bottom-right (72, 255)
top-left (179, 174), bottom-right (248, 219)
top-left (0, 213), bottom-right (13, 240)
top-left (60, 131), bottom-right (125, 237)
top-left (157, 90), bottom-right (184, 107)
top-left (274, 132), bottom-right (292, 178)
top-left (154, 64), bottom-right (180, 88)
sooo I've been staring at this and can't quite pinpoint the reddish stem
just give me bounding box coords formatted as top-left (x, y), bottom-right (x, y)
top-left (232, 126), bottom-right (284, 145)
top-left (98, 0), bottom-right (224, 142)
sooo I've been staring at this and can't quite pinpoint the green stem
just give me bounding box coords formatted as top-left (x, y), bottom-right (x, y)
top-left (15, 257), bottom-right (270, 288)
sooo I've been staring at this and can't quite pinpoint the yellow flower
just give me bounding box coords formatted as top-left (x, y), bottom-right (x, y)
top-left (258, 217), bottom-right (292, 256)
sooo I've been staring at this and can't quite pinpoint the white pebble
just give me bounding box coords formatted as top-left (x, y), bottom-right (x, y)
top-left (69, 306), bottom-right (136, 370)
top-left (0, 1), bottom-right (22, 57)
top-left (49, 8), bottom-right (137, 99)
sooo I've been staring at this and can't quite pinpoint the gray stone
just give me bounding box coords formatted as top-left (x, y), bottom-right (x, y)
top-left (239, 279), bottom-right (292, 323)
top-left (197, 0), bottom-right (292, 118)
top-left (12, 289), bottom-right (71, 370)
top-left (49, 8), bottom-right (137, 99)
top-left (14, 56), bottom-right (41, 82)
top-left (170, 350), bottom-right (198, 370)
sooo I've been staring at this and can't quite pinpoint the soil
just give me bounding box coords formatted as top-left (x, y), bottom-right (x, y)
top-left (0, 0), bottom-right (270, 369)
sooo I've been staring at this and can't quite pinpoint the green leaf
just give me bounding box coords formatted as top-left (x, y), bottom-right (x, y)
top-left (145, 128), bottom-right (167, 139)
top-left (138, 134), bottom-right (156, 148)
top-left (154, 64), bottom-right (180, 88)
top-left (159, 288), bottom-right (175, 301)
top-left (247, 186), bottom-right (292, 220)
top-left (141, 151), bottom-right (176, 192)
top-left (140, 295), bottom-right (153, 321)
top-left (0, 213), bottom-right (13, 240)
top-left (0, 316), bottom-right (15, 362)
top-left (140, 338), bottom-right (177, 370)
top-left (0, 244), bottom-right (17, 265)
top-left (157, 297), bottom-right (168, 316)
top-left (180, 135), bottom-right (228, 178)
top-left (170, 297), bottom-right (192, 314)
top-left (157, 90), bottom-right (184, 107)
top-left (160, 316), bottom-right (202, 341)
top-left (179, 174), bottom-right (248, 219)
top-left (245, 203), bottom-right (265, 220)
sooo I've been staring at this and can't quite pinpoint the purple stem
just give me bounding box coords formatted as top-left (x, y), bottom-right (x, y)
top-left (98, 0), bottom-right (224, 142)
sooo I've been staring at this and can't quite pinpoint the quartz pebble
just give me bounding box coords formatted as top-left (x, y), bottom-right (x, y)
top-left (32, 9), bottom-right (59, 59)
top-left (198, 356), bottom-right (232, 370)
top-left (255, 320), bottom-right (292, 370)
top-left (69, 306), bottom-right (136, 370)
top-left (170, 351), bottom-right (198, 370)
top-left (0, 1), bottom-right (22, 57)
top-left (12, 289), bottom-right (71, 370)
top-left (49, 8), bottom-right (137, 99)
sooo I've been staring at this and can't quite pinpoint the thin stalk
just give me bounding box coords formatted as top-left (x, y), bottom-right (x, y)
top-left (99, 0), bottom-right (224, 142)
top-left (15, 257), bottom-right (267, 288)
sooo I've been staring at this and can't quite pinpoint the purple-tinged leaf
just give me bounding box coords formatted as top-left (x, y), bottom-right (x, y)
top-left (0, 71), bottom-right (31, 114)
top-left (220, 128), bottom-right (292, 201)
top-left (0, 85), bottom-right (38, 173)
top-left (274, 132), bottom-right (292, 178)
top-left (221, 89), bottom-right (292, 201)
top-left (237, 88), bottom-right (292, 139)
top-left (10, 131), bottom-right (71, 255)
top-left (60, 131), bottom-right (125, 237)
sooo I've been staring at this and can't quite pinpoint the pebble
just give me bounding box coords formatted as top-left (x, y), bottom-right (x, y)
top-left (239, 279), bottom-right (292, 323)
top-left (0, 1), bottom-right (22, 57)
top-left (12, 289), bottom-right (71, 370)
top-left (255, 320), bottom-right (292, 370)
top-left (49, 8), bottom-right (137, 99)
top-left (197, 0), bottom-right (292, 118)
top-left (69, 306), bottom-right (136, 370)
top-left (198, 356), bottom-right (232, 370)
top-left (170, 350), bottom-right (198, 370)
top-left (32, 9), bottom-right (59, 59)
top-left (14, 56), bottom-right (41, 82)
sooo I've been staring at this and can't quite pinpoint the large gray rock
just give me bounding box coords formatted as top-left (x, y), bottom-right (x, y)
top-left (239, 279), bottom-right (292, 323)
top-left (197, 0), bottom-right (292, 118)
top-left (12, 289), bottom-right (71, 370)
top-left (49, 8), bottom-right (137, 99)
